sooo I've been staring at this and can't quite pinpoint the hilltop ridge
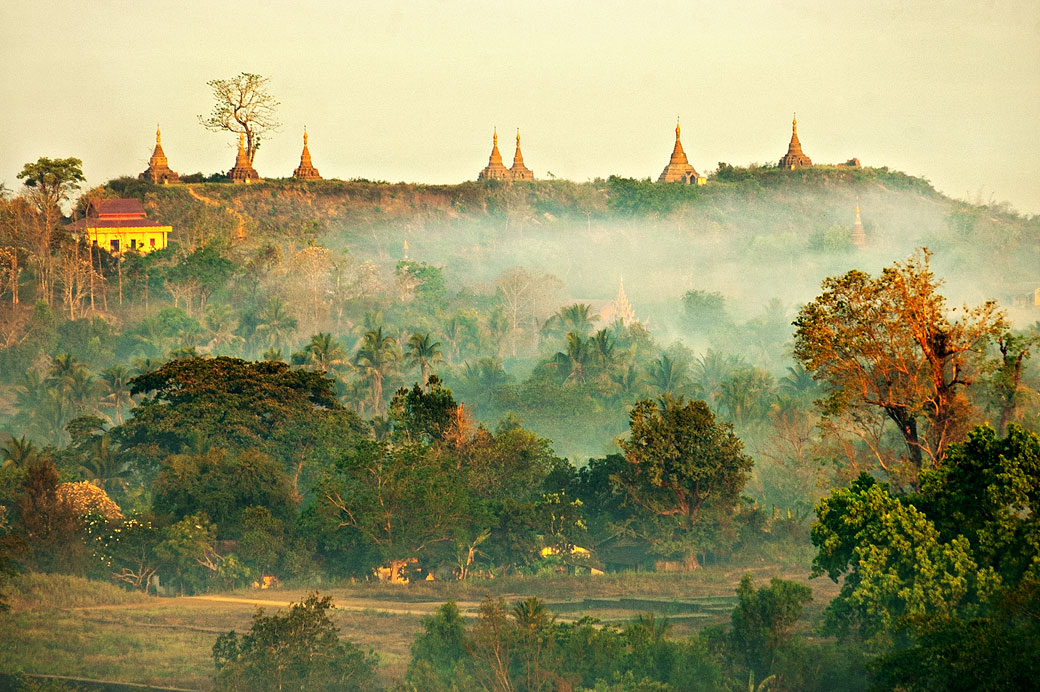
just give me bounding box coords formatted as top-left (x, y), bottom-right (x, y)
top-left (101, 166), bottom-right (1038, 298)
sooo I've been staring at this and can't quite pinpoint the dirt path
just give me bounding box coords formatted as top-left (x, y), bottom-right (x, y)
top-left (184, 185), bottom-right (247, 240)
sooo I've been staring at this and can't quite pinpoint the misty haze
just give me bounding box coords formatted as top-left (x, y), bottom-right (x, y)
top-left (1, 3), bottom-right (1039, 691)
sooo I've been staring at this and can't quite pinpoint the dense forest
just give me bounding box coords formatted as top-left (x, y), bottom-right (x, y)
top-left (1, 159), bottom-right (1039, 690)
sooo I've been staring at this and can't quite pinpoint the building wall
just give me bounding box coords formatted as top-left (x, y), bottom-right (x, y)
top-left (88, 226), bottom-right (170, 254)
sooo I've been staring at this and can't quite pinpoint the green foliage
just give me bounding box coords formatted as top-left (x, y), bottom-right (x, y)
top-left (396, 260), bottom-right (446, 302)
top-left (116, 357), bottom-right (361, 484)
top-left (613, 398), bottom-right (753, 560)
top-left (606, 176), bottom-right (700, 215)
top-left (680, 290), bottom-right (729, 336)
top-left (154, 512), bottom-right (223, 593)
top-left (213, 593), bottom-right (377, 692)
top-left (316, 440), bottom-right (473, 575)
top-left (152, 447), bottom-right (296, 538)
top-left (407, 597), bottom-right (725, 691)
top-left (17, 157), bottom-right (85, 211)
top-left (871, 590), bottom-right (1040, 691)
top-left (729, 574), bottom-right (812, 679)
top-left (162, 244), bottom-right (234, 315)
top-left (87, 514), bottom-right (162, 591)
top-left (389, 376), bottom-right (457, 443)
top-left (407, 600), bottom-right (470, 688)
top-left (812, 424), bottom-right (1040, 654)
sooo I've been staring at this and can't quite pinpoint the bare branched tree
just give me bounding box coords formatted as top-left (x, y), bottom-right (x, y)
top-left (198, 72), bottom-right (280, 165)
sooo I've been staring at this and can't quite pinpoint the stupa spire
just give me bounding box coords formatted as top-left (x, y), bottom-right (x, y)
top-left (613, 275), bottom-right (637, 326)
top-left (657, 117), bottom-right (700, 183)
top-left (779, 112), bottom-right (813, 170)
top-left (509, 128), bottom-right (534, 180)
top-left (478, 127), bottom-right (511, 181)
top-left (851, 202), bottom-right (867, 249)
top-left (293, 127), bottom-right (322, 180)
top-left (140, 124), bottom-right (181, 184)
top-left (228, 132), bottom-right (260, 184)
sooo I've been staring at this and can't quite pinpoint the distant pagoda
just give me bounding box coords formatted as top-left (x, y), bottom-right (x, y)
top-left (509, 130), bottom-right (534, 181)
top-left (613, 276), bottom-right (637, 326)
top-left (227, 133), bottom-right (260, 184)
top-left (139, 126), bottom-right (181, 185)
top-left (851, 205), bottom-right (867, 249)
top-left (478, 129), bottom-right (512, 181)
top-left (778, 114), bottom-right (813, 170)
top-left (292, 129), bottom-right (322, 181)
top-left (657, 119), bottom-right (703, 184)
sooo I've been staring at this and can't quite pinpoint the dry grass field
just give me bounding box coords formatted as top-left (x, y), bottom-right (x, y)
top-left (0, 562), bottom-right (838, 689)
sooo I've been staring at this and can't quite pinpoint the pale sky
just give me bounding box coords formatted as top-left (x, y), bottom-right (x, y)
top-left (2, 1), bottom-right (1039, 213)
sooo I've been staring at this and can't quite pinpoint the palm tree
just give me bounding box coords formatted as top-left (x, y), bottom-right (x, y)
top-left (611, 364), bottom-right (644, 402)
top-left (204, 303), bottom-right (243, 355)
top-left (405, 332), bottom-right (444, 387)
top-left (78, 435), bottom-right (131, 499)
top-left (589, 329), bottom-right (616, 367)
top-left (1, 435), bottom-right (39, 469)
top-left (100, 366), bottom-right (134, 425)
top-left (543, 303), bottom-right (598, 340)
top-left (692, 349), bottom-right (746, 404)
top-left (780, 362), bottom-right (816, 398)
top-left (441, 317), bottom-right (465, 361)
top-left (302, 332), bottom-right (348, 375)
top-left (552, 332), bottom-right (593, 384)
top-left (254, 297), bottom-right (298, 356)
top-left (717, 368), bottom-right (775, 427)
top-left (647, 354), bottom-right (688, 397)
top-left (441, 313), bottom-right (480, 362)
top-left (353, 327), bottom-right (400, 414)
top-left (462, 357), bottom-right (509, 408)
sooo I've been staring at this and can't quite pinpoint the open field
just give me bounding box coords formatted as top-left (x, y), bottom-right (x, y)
top-left (0, 563), bottom-right (838, 689)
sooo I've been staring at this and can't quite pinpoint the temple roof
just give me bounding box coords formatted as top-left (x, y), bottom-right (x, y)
top-left (68, 198), bottom-right (168, 230)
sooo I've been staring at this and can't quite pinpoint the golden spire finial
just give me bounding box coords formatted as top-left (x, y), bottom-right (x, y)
top-left (493, 127), bottom-right (498, 146)
top-left (303, 127), bottom-right (308, 146)
top-left (516, 128), bottom-right (520, 146)
top-left (793, 112), bottom-right (798, 132)
top-left (676, 116), bottom-right (681, 139)
top-left (156, 125), bottom-right (161, 145)
top-left (239, 133), bottom-right (245, 150)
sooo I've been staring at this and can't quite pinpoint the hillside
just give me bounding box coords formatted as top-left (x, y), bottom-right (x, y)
top-left (108, 165), bottom-right (1040, 313)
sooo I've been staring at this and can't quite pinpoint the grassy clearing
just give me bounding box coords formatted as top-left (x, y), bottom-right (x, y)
top-left (2, 562), bottom-right (836, 689)
top-left (8, 574), bottom-right (149, 610)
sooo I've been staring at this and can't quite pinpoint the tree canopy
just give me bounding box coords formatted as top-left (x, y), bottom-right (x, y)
top-left (116, 357), bottom-right (365, 493)
top-left (199, 72), bottom-right (280, 165)
top-left (613, 397), bottom-right (753, 561)
top-left (793, 249), bottom-right (1005, 478)
top-left (213, 593), bottom-right (377, 692)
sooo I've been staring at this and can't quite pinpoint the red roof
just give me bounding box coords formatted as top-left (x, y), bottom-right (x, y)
top-left (91, 198), bottom-right (147, 217)
top-left (67, 198), bottom-right (169, 231)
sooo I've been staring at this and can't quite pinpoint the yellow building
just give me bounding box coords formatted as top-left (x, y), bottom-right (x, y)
top-left (79, 198), bottom-right (171, 254)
